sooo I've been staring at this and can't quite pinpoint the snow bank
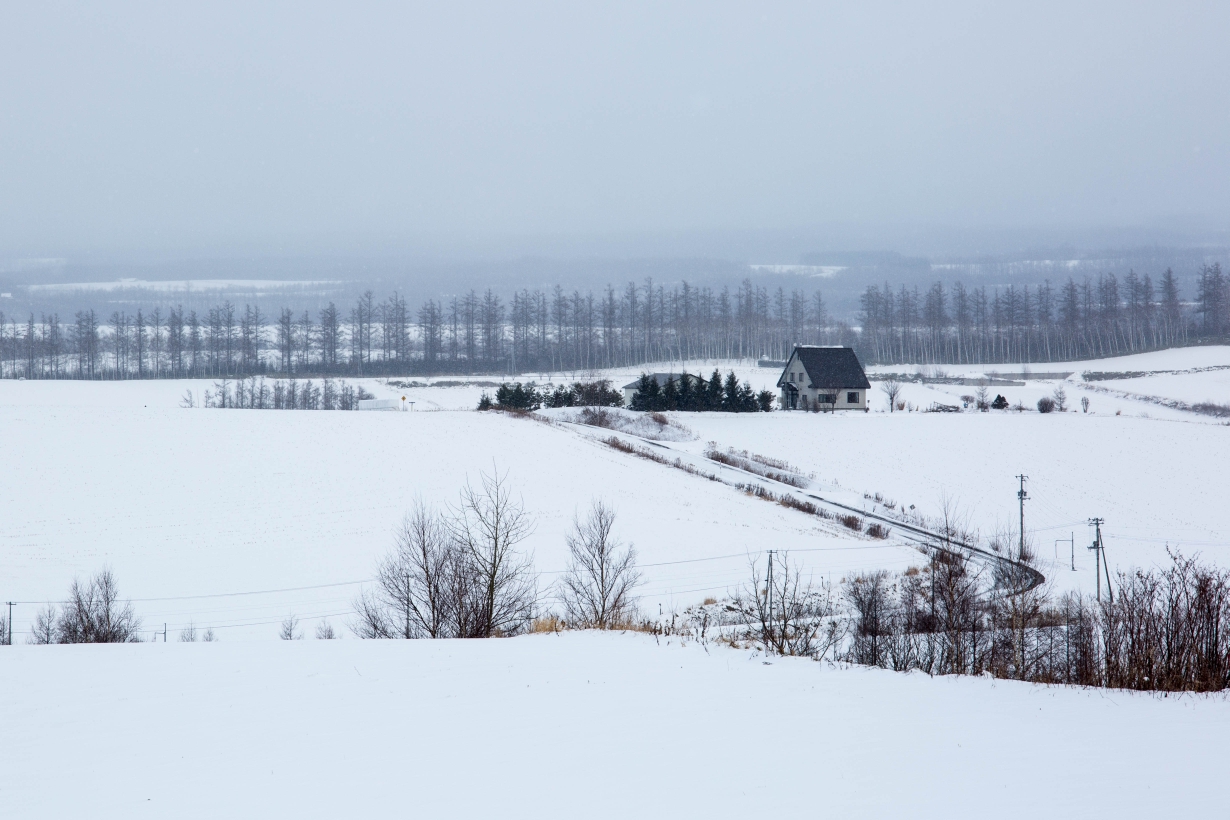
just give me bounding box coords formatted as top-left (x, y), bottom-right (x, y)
top-left (1, 633), bottom-right (1224, 819)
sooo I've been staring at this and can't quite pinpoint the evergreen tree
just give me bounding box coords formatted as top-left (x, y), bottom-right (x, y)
top-left (661, 376), bottom-right (679, 411)
top-left (723, 371), bottom-right (740, 411)
top-left (706, 369), bottom-right (724, 410)
top-left (676, 371), bottom-right (694, 411)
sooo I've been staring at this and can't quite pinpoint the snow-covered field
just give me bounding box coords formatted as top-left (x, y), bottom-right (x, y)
top-left (3, 347), bottom-right (1230, 817)
top-left (2, 348), bottom-right (1229, 636)
top-left (2, 633), bottom-right (1225, 819)
top-left (0, 376), bottom-right (914, 641)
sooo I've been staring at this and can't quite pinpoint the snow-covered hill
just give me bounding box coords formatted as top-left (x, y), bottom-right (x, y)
top-left (1, 633), bottom-right (1225, 819)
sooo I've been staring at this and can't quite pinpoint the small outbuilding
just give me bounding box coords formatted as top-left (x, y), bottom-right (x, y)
top-left (777, 346), bottom-right (871, 411)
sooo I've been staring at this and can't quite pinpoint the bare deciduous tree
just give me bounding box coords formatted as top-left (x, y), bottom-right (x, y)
top-left (353, 472), bottom-right (539, 640)
top-left (179, 623), bottom-right (198, 642)
top-left (447, 468), bottom-right (538, 637)
top-left (352, 500), bottom-right (484, 639)
top-left (202, 628), bottom-right (218, 642)
top-left (559, 501), bottom-right (641, 628)
top-left (845, 569), bottom-right (894, 666)
top-left (28, 604), bottom-right (57, 644)
top-left (54, 569), bottom-right (142, 643)
top-left (279, 615), bottom-right (301, 640)
top-left (881, 379), bottom-right (902, 412)
top-left (315, 620), bottom-right (337, 640)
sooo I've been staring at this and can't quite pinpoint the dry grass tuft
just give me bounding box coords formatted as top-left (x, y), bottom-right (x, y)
top-left (529, 616), bottom-right (563, 633)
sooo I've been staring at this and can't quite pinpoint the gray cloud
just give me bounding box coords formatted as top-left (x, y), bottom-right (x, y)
top-left (1, 1), bottom-right (1227, 259)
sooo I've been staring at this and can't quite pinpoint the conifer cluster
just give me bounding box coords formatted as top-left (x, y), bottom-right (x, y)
top-left (628, 370), bottom-right (773, 413)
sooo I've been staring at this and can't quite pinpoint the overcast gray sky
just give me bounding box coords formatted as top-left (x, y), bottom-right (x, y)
top-left (2, 1), bottom-right (1227, 260)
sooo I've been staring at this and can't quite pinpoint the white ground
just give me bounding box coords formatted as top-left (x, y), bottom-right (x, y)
top-left (2, 348), bottom-right (1229, 636)
top-left (2, 633), bottom-right (1225, 819)
top-left (0, 376), bottom-right (913, 641)
top-left (3, 349), bottom-right (1229, 817)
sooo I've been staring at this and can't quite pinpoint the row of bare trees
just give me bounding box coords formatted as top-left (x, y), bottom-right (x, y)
top-left (839, 548), bottom-right (1230, 692)
top-left (353, 472), bottom-right (643, 639)
top-left (7, 267), bottom-right (1221, 381)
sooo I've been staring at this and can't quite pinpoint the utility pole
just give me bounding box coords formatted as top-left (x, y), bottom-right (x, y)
top-left (1016, 475), bottom-right (1028, 560)
top-left (1088, 518), bottom-right (1112, 603)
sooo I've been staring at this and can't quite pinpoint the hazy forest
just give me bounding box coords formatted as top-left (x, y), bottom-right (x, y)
top-left (2, 265), bottom-right (1227, 380)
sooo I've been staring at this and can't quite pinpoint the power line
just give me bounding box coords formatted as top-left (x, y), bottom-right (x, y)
top-left (7, 578), bottom-right (373, 606)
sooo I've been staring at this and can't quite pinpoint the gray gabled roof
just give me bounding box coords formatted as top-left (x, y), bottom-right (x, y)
top-left (622, 373), bottom-right (678, 390)
top-left (778, 346), bottom-right (871, 389)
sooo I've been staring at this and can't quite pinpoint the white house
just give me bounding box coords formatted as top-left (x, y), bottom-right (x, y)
top-left (777, 346), bottom-right (870, 411)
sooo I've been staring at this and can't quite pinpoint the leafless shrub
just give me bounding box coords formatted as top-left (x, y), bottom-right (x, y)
top-left (202, 628), bottom-right (218, 642)
top-left (881, 379), bottom-right (902, 412)
top-left (353, 499), bottom-right (483, 639)
top-left (838, 514), bottom-right (862, 531)
top-left (844, 570), bottom-right (894, 667)
top-left (558, 501), bottom-right (641, 629)
top-left (315, 621), bottom-right (338, 640)
top-left (279, 615), bottom-right (301, 640)
top-left (1100, 551), bottom-right (1230, 692)
top-left (732, 554), bottom-right (844, 660)
top-left (576, 406), bottom-right (694, 440)
top-left (53, 569), bottom-right (142, 643)
top-left (179, 623), bottom-right (198, 642)
top-left (1037, 396), bottom-right (1056, 413)
top-left (28, 605), bottom-right (57, 644)
top-left (577, 406), bottom-right (613, 428)
top-left (704, 446), bottom-right (808, 487)
top-left (1191, 401), bottom-right (1230, 418)
top-left (866, 523), bottom-right (890, 539)
top-left (601, 436), bottom-right (722, 481)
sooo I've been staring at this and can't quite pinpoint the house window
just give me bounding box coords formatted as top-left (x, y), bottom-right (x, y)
top-left (847, 391), bottom-right (859, 403)
top-left (818, 393), bottom-right (836, 404)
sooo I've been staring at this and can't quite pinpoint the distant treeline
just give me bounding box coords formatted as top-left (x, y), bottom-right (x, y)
top-left (2, 265), bottom-right (1227, 379)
